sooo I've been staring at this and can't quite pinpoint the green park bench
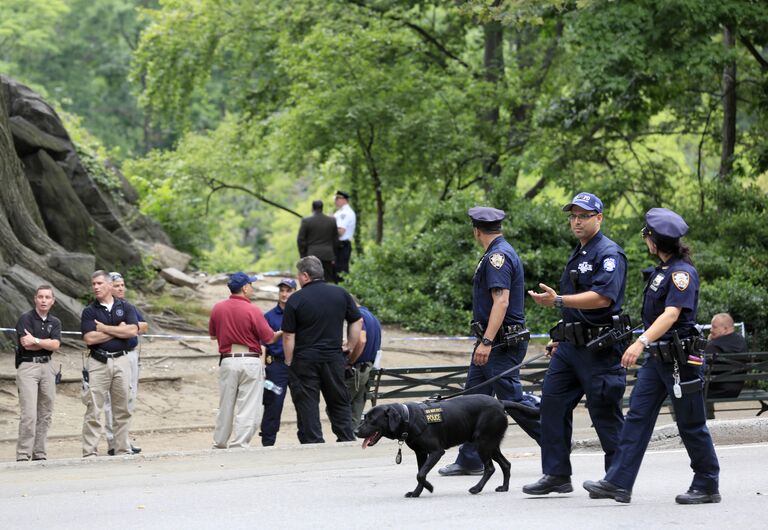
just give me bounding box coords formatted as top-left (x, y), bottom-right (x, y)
top-left (370, 351), bottom-right (768, 419)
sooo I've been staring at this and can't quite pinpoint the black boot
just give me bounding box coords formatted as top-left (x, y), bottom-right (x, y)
top-left (675, 489), bottom-right (721, 504)
top-left (522, 475), bottom-right (573, 495)
top-left (583, 479), bottom-right (632, 503)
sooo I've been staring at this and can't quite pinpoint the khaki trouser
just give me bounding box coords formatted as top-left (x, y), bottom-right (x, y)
top-left (344, 362), bottom-right (373, 430)
top-left (16, 361), bottom-right (56, 460)
top-left (213, 356), bottom-right (264, 448)
top-left (105, 349), bottom-right (140, 450)
top-left (82, 355), bottom-right (132, 457)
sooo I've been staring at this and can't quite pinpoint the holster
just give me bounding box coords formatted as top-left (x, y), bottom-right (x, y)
top-left (679, 378), bottom-right (703, 395)
top-left (647, 332), bottom-right (707, 365)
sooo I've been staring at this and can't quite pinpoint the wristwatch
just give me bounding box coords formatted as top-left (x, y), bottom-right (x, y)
top-left (481, 337), bottom-right (493, 346)
top-left (34, 337), bottom-right (40, 345)
top-left (554, 295), bottom-right (564, 309)
top-left (638, 335), bottom-right (650, 348)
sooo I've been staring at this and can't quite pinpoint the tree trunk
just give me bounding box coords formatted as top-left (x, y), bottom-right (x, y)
top-left (719, 24), bottom-right (737, 179)
top-left (480, 5), bottom-right (504, 195)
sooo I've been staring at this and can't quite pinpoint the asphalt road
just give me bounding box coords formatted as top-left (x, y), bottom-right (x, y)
top-left (1, 440), bottom-right (766, 529)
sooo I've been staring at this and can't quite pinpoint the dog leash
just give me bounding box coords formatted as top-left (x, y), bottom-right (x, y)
top-left (431, 351), bottom-right (548, 401)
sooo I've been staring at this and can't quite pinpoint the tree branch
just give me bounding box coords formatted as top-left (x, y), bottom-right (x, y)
top-left (346, 0), bottom-right (470, 69)
top-left (204, 178), bottom-right (302, 218)
top-left (739, 36), bottom-right (768, 71)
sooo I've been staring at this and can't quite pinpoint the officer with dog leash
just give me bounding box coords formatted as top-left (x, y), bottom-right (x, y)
top-left (583, 208), bottom-right (720, 504)
top-left (439, 206), bottom-right (538, 476)
top-left (525, 192), bottom-right (629, 495)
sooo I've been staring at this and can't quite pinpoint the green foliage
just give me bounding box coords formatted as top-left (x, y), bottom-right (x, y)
top-left (346, 194), bottom-right (573, 335)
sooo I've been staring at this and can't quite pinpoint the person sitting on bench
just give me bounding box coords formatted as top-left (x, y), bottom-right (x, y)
top-left (705, 313), bottom-right (748, 417)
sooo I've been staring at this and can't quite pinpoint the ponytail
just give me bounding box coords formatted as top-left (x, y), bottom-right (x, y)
top-left (651, 234), bottom-right (693, 265)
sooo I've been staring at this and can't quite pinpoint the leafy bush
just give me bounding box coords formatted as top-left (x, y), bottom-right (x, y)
top-left (346, 196), bottom-right (573, 335)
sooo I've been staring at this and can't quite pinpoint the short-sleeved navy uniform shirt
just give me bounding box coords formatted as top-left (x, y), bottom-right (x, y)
top-left (264, 304), bottom-right (285, 358)
top-left (281, 281), bottom-right (362, 362)
top-left (472, 235), bottom-right (525, 327)
top-left (126, 304), bottom-right (144, 350)
top-left (357, 306), bottom-right (382, 364)
top-left (559, 230), bottom-right (627, 325)
top-left (15, 310), bottom-right (62, 356)
top-left (81, 298), bottom-right (139, 353)
top-left (641, 257), bottom-right (699, 340)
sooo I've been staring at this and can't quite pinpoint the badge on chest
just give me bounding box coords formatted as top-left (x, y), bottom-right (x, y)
top-left (578, 261), bottom-right (593, 274)
top-left (650, 273), bottom-right (665, 292)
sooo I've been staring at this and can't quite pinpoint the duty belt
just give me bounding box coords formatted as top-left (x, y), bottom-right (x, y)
top-left (647, 336), bottom-right (707, 365)
top-left (90, 349), bottom-right (128, 363)
top-left (549, 315), bottom-right (632, 349)
top-left (19, 355), bottom-right (51, 364)
top-left (470, 321), bottom-right (530, 346)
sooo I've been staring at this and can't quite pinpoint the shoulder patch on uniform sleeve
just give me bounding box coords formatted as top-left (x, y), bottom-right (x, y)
top-left (489, 253), bottom-right (505, 269)
top-left (672, 271), bottom-right (690, 291)
top-left (603, 257), bottom-right (616, 272)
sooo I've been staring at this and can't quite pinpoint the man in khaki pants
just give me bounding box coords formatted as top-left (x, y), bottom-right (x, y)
top-left (209, 272), bottom-right (279, 448)
top-left (104, 271), bottom-right (146, 455)
top-left (14, 285), bottom-right (62, 461)
top-left (80, 270), bottom-right (139, 457)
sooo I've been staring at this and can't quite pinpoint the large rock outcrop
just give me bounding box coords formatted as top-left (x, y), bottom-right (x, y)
top-left (0, 75), bottom-right (179, 346)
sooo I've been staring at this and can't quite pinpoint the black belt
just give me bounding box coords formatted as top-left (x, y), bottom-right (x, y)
top-left (354, 361), bottom-right (374, 370)
top-left (549, 321), bottom-right (609, 346)
top-left (19, 355), bottom-right (51, 364)
top-left (90, 350), bottom-right (128, 363)
top-left (646, 336), bottom-right (704, 364)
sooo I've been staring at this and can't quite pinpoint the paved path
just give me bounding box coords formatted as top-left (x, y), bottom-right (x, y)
top-left (1, 440), bottom-right (766, 529)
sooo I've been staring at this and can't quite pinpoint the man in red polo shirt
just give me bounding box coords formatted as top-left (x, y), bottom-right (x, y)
top-left (209, 272), bottom-right (279, 448)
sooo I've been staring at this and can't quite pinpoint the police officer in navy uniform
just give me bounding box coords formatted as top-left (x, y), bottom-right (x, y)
top-left (584, 208), bottom-right (721, 504)
top-left (439, 206), bottom-right (540, 476)
top-left (259, 278), bottom-right (297, 446)
top-left (525, 192), bottom-right (628, 495)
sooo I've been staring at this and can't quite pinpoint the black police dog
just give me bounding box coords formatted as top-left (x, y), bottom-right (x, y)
top-left (356, 394), bottom-right (535, 498)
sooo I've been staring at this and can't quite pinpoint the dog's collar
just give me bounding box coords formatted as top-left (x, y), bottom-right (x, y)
top-left (399, 403), bottom-right (410, 442)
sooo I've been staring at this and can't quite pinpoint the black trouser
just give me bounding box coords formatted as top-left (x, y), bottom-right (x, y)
top-left (288, 357), bottom-right (355, 443)
top-left (335, 240), bottom-right (352, 281)
top-left (321, 260), bottom-right (336, 283)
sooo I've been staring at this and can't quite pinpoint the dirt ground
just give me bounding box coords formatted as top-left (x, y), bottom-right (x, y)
top-left (0, 276), bottom-right (499, 461)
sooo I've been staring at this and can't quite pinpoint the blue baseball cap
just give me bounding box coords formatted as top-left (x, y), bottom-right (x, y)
top-left (468, 206), bottom-right (506, 227)
top-left (228, 272), bottom-right (259, 292)
top-left (277, 278), bottom-right (297, 290)
top-left (562, 192), bottom-right (603, 213)
top-left (644, 208), bottom-right (688, 239)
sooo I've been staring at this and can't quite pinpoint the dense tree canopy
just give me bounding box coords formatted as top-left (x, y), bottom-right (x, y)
top-left (2, 0), bottom-right (768, 344)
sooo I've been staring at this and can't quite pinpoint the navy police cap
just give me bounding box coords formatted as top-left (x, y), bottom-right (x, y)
top-left (468, 206), bottom-right (506, 225)
top-left (277, 278), bottom-right (297, 290)
top-left (562, 192), bottom-right (603, 213)
top-left (645, 207), bottom-right (689, 239)
top-left (335, 190), bottom-right (350, 199)
top-left (228, 271), bottom-right (259, 292)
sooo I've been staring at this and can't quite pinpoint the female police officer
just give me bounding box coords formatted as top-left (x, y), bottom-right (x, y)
top-left (583, 208), bottom-right (721, 504)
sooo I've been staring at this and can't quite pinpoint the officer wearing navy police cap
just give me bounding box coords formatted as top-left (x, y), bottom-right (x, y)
top-left (439, 206), bottom-right (540, 476)
top-left (259, 278), bottom-right (297, 446)
top-left (525, 192), bottom-right (628, 495)
top-left (584, 208), bottom-right (721, 505)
